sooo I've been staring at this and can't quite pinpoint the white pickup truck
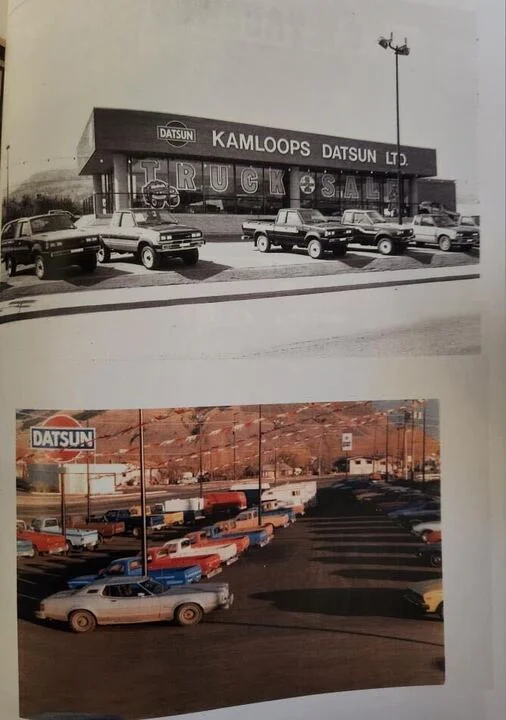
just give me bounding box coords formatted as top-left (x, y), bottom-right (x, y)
top-left (162, 537), bottom-right (238, 565)
top-left (31, 518), bottom-right (100, 551)
top-left (77, 208), bottom-right (205, 269)
top-left (410, 214), bottom-right (479, 251)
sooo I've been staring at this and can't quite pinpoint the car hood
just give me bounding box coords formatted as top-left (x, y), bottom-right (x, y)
top-left (407, 578), bottom-right (443, 595)
top-left (147, 223), bottom-right (201, 234)
top-left (33, 229), bottom-right (99, 242)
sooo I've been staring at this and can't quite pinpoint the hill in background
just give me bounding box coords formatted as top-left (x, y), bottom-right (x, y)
top-left (11, 168), bottom-right (93, 204)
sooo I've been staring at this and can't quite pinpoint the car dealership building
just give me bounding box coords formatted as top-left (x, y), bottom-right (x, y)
top-left (77, 108), bottom-right (455, 224)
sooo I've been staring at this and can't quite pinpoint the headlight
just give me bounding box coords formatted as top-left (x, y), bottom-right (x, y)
top-left (345, 229), bottom-right (353, 235)
top-left (191, 232), bottom-right (203, 238)
top-left (160, 234), bottom-right (173, 241)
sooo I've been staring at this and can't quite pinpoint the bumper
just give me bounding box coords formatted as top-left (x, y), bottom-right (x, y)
top-left (258, 536), bottom-right (272, 548)
top-left (158, 240), bottom-right (204, 253)
top-left (225, 555), bottom-right (239, 566)
top-left (49, 246), bottom-right (101, 258)
top-left (220, 593), bottom-right (234, 610)
top-left (35, 610), bottom-right (46, 620)
top-left (205, 567), bottom-right (223, 579)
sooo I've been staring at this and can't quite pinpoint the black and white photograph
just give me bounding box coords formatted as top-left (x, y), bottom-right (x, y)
top-left (0, 0), bottom-right (480, 357)
top-left (16, 401), bottom-right (443, 720)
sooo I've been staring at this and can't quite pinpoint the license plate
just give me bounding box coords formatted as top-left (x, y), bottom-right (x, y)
top-left (180, 242), bottom-right (190, 248)
top-left (70, 248), bottom-right (84, 253)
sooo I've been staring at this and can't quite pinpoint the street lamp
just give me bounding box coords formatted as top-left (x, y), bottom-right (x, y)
top-left (378, 33), bottom-right (410, 224)
top-left (6, 143), bottom-right (10, 205)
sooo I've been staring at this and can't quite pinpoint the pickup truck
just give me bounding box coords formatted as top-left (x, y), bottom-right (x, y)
top-left (258, 500), bottom-right (296, 524)
top-left (409, 213), bottom-right (479, 251)
top-left (151, 497), bottom-right (205, 524)
top-left (145, 545), bottom-right (223, 578)
top-left (68, 514), bottom-right (125, 541)
top-left (67, 556), bottom-right (202, 590)
top-left (130, 505), bottom-right (184, 527)
top-left (102, 508), bottom-right (166, 537)
top-left (185, 528), bottom-right (250, 554)
top-left (1, 212), bottom-right (101, 279)
top-left (340, 209), bottom-right (414, 255)
top-left (162, 536), bottom-right (238, 565)
top-left (232, 507), bottom-right (287, 530)
top-left (30, 518), bottom-right (99, 551)
top-left (16, 539), bottom-right (36, 558)
top-left (79, 208), bottom-right (205, 269)
top-left (16, 519), bottom-right (69, 556)
top-left (242, 208), bottom-right (352, 259)
top-left (211, 519), bottom-right (273, 548)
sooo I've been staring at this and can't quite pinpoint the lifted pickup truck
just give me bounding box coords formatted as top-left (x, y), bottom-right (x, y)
top-left (79, 208), bottom-right (205, 269)
top-left (31, 518), bottom-right (100, 551)
top-left (1, 212), bottom-right (101, 279)
top-left (242, 208), bottom-right (353, 259)
top-left (67, 556), bottom-right (202, 590)
top-left (102, 508), bottom-right (166, 537)
top-left (340, 209), bottom-right (414, 255)
top-left (410, 213), bottom-right (479, 251)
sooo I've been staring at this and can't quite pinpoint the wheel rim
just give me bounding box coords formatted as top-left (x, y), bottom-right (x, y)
top-left (379, 240), bottom-right (392, 255)
top-left (309, 241), bottom-right (322, 258)
top-left (6, 258), bottom-right (14, 276)
top-left (431, 554), bottom-right (441, 567)
top-left (97, 248), bottom-right (106, 263)
top-left (181, 606), bottom-right (197, 622)
top-left (74, 613), bottom-right (91, 630)
top-left (35, 257), bottom-right (45, 278)
top-left (257, 236), bottom-right (268, 252)
top-left (142, 247), bottom-right (155, 268)
top-left (440, 236), bottom-right (451, 251)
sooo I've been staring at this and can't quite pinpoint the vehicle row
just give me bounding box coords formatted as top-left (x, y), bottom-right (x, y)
top-left (330, 476), bottom-right (443, 621)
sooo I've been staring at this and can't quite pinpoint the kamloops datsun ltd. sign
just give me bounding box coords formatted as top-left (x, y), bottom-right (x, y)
top-left (30, 414), bottom-right (96, 463)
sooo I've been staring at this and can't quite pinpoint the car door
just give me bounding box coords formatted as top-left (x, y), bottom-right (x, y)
top-left (110, 212), bottom-right (140, 253)
top-left (13, 221), bottom-right (34, 264)
top-left (271, 209), bottom-right (291, 243)
top-left (417, 215), bottom-right (437, 244)
top-left (99, 582), bottom-right (160, 623)
top-left (1, 221), bottom-right (18, 261)
top-left (285, 210), bottom-right (305, 246)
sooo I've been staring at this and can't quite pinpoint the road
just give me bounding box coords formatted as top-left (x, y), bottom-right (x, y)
top-left (17, 489), bottom-right (444, 719)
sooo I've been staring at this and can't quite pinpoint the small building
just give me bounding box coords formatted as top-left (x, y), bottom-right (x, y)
top-left (348, 457), bottom-right (394, 476)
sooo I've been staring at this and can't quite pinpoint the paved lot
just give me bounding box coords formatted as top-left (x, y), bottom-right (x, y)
top-left (0, 241), bottom-right (478, 302)
top-left (17, 490), bottom-right (444, 719)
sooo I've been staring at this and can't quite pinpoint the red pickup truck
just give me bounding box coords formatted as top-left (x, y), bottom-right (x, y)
top-left (185, 529), bottom-right (250, 554)
top-left (145, 545), bottom-right (222, 579)
top-left (16, 519), bottom-right (69, 556)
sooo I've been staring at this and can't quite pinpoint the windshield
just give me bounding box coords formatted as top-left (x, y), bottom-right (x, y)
top-left (365, 211), bottom-right (387, 224)
top-left (133, 209), bottom-right (179, 226)
top-left (140, 578), bottom-right (165, 595)
top-left (31, 215), bottom-right (75, 233)
top-left (298, 209), bottom-right (326, 223)
top-left (433, 214), bottom-right (456, 227)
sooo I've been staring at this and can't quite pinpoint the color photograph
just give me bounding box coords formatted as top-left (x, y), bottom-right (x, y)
top-left (16, 400), bottom-right (443, 719)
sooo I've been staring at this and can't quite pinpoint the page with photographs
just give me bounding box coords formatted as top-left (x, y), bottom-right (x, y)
top-left (0, 1), bottom-right (504, 720)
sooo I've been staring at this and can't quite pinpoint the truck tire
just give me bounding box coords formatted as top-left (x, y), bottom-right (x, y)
top-left (181, 249), bottom-right (199, 265)
top-left (430, 552), bottom-right (442, 568)
top-left (377, 237), bottom-right (394, 256)
top-left (140, 245), bottom-right (160, 270)
top-left (307, 239), bottom-right (324, 259)
top-left (132, 527), bottom-right (141, 538)
top-left (5, 256), bottom-right (17, 277)
top-left (79, 253), bottom-right (98, 273)
top-left (34, 253), bottom-right (53, 280)
top-left (97, 245), bottom-right (111, 263)
top-left (438, 235), bottom-right (452, 252)
top-left (174, 602), bottom-right (203, 626)
top-left (256, 234), bottom-right (271, 253)
top-left (69, 610), bottom-right (97, 633)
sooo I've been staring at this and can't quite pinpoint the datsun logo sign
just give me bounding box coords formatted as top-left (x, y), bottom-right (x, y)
top-left (157, 120), bottom-right (196, 148)
top-left (30, 414), bottom-right (95, 462)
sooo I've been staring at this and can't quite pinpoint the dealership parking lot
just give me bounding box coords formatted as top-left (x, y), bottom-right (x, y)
top-left (17, 489), bottom-right (444, 719)
top-left (1, 240), bottom-right (478, 302)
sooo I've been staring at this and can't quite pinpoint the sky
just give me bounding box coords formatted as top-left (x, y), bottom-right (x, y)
top-left (2, 0), bottom-right (478, 204)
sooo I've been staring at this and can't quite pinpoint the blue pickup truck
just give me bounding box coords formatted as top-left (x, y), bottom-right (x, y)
top-left (67, 556), bottom-right (202, 590)
top-left (102, 509), bottom-right (166, 537)
top-left (205, 520), bottom-right (272, 548)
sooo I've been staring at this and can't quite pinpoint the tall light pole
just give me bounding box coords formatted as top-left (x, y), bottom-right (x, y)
top-left (378, 33), bottom-right (410, 224)
top-left (6, 144), bottom-right (10, 205)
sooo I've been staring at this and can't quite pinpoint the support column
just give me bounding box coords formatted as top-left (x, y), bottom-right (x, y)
top-left (92, 175), bottom-right (104, 215)
top-left (289, 167), bottom-right (301, 208)
top-left (112, 154), bottom-right (129, 210)
top-left (409, 177), bottom-right (419, 216)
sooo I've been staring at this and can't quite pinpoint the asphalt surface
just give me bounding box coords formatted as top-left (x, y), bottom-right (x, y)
top-left (17, 489), bottom-right (444, 719)
top-left (0, 241), bottom-right (479, 302)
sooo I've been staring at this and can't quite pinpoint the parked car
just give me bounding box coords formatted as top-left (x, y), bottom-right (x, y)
top-left (410, 213), bottom-right (479, 251)
top-left (80, 208), bottom-right (205, 269)
top-left (36, 576), bottom-right (233, 632)
top-left (16, 538), bottom-right (35, 558)
top-left (1, 213), bottom-right (101, 279)
top-left (67, 556), bottom-right (202, 590)
top-left (161, 537), bottom-right (238, 565)
top-left (210, 519), bottom-right (273, 548)
top-left (16, 519), bottom-right (69, 556)
top-left (242, 208), bottom-right (352, 258)
top-left (185, 528), bottom-right (250, 555)
top-left (415, 543), bottom-right (442, 568)
top-left (340, 208), bottom-right (414, 255)
top-left (102, 508), bottom-right (166, 537)
top-left (424, 529), bottom-right (442, 544)
top-left (145, 545), bottom-right (222, 578)
top-left (233, 507), bottom-right (291, 530)
top-left (403, 578), bottom-right (443, 620)
top-left (68, 514), bottom-right (126, 541)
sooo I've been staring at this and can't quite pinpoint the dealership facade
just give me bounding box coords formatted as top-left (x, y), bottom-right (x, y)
top-left (77, 108), bottom-right (454, 219)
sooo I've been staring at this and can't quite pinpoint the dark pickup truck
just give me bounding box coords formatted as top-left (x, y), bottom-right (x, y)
top-left (67, 556), bottom-right (202, 590)
top-left (77, 208), bottom-right (205, 269)
top-left (103, 509), bottom-right (166, 538)
top-left (340, 209), bottom-right (414, 255)
top-left (242, 208), bottom-right (353, 259)
top-left (1, 212), bottom-right (101, 279)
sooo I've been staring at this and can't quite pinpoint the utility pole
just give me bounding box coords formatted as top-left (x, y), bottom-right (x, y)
top-left (410, 404), bottom-right (415, 483)
top-left (59, 464), bottom-right (67, 545)
top-left (421, 402), bottom-right (427, 489)
top-left (232, 420), bottom-right (236, 482)
top-left (385, 412), bottom-right (390, 481)
top-left (372, 420), bottom-right (377, 475)
top-left (86, 418), bottom-right (91, 520)
top-left (258, 404), bottom-right (263, 526)
top-left (139, 409), bottom-right (148, 576)
top-left (198, 415), bottom-right (204, 499)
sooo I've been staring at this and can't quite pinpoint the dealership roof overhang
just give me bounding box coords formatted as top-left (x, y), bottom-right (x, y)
top-left (77, 108), bottom-right (437, 178)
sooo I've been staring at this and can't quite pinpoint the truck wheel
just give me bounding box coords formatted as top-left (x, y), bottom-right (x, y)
top-left (96, 533), bottom-right (104, 545)
top-left (69, 610), bottom-right (97, 633)
top-left (62, 541), bottom-right (71, 556)
top-left (430, 553), bottom-right (442, 568)
top-left (256, 234), bottom-right (271, 253)
top-left (174, 602), bottom-right (203, 626)
top-left (308, 239), bottom-right (324, 259)
top-left (97, 246), bottom-right (111, 263)
top-left (332, 245), bottom-right (347, 257)
top-left (132, 527), bottom-right (141, 538)
top-left (140, 245), bottom-right (160, 270)
top-left (5, 256), bottom-right (17, 277)
top-left (27, 544), bottom-right (36, 558)
top-left (181, 249), bottom-right (199, 265)
top-left (79, 253), bottom-right (98, 273)
top-left (377, 238), bottom-right (394, 256)
top-left (34, 254), bottom-right (53, 280)
top-left (438, 235), bottom-right (452, 252)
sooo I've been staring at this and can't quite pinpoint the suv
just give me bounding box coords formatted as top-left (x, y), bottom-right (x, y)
top-left (340, 209), bottom-right (414, 255)
top-left (1, 213), bottom-right (101, 279)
